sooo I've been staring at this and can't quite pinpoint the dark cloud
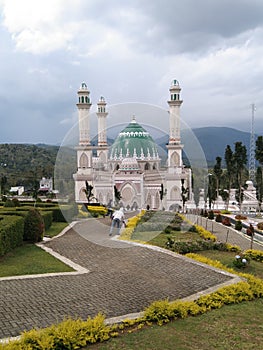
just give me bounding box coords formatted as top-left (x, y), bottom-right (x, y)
top-left (0, 0), bottom-right (263, 144)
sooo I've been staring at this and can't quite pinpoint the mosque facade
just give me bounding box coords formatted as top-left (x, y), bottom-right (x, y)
top-left (73, 80), bottom-right (192, 210)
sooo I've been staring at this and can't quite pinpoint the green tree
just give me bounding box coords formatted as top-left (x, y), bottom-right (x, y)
top-left (256, 167), bottom-right (263, 213)
top-left (224, 145), bottom-right (234, 210)
top-left (255, 136), bottom-right (263, 213)
top-left (0, 175), bottom-right (7, 195)
top-left (181, 179), bottom-right (189, 213)
top-left (84, 181), bottom-right (94, 202)
top-left (255, 136), bottom-right (263, 165)
top-left (114, 185), bottom-right (121, 205)
top-left (207, 174), bottom-right (216, 209)
top-left (233, 142), bottom-right (247, 211)
top-left (213, 156), bottom-right (222, 201)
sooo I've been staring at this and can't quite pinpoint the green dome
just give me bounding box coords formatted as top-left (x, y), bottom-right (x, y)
top-left (110, 118), bottom-right (159, 160)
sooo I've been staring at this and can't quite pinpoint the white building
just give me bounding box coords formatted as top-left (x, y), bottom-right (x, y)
top-left (39, 177), bottom-right (53, 193)
top-left (10, 186), bottom-right (24, 196)
top-left (73, 80), bottom-right (192, 210)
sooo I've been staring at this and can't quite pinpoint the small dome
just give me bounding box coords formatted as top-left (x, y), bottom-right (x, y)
top-left (99, 96), bottom-right (105, 102)
top-left (119, 157), bottom-right (139, 171)
top-left (171, 79), bottom-right (179, 86)
top-left (110, 119), bottom-right (159, 161)
top-left (80, 82), bottom-right (88, 90)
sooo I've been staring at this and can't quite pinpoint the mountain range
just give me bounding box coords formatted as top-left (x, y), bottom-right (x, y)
top-left (156, 126), bottom-right (254, 166)
top-left (0, 127), bottom-right (260, 189)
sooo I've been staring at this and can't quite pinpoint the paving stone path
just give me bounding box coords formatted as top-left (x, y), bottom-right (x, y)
top-left (0, 216), bottom-right (242, 340)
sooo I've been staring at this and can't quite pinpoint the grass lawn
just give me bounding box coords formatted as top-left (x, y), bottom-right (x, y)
top-left (0, 222), bottom-right (74, 277)
top-left (197, 250), bottom-right (263, 280)
top-left (132, 230), bottom-right (197, 244)
top-left (89, 299), bottom-right (263, 350)
top-left (44, 222), bottom-right (68, 238)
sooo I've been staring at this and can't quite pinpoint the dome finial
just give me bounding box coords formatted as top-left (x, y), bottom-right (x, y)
top-left (131, 115), bottom-right (136, 123)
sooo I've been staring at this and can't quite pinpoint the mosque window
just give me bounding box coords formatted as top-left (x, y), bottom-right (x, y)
top-left (85, 96), bottom-right (88, 103)
top-left (81, 96), bottom-right (84, 103)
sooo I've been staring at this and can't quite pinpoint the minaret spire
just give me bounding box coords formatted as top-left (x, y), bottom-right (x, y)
top-left (97, 96), bottom-right (108, 146)
top-left (166, 79), bottom-right (183, 168)
top-left (167, 79), bottom-right (183, 144)
top-left (76, 82), bottom-right (92, 145)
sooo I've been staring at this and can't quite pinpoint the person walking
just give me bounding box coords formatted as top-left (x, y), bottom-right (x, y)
top-left (109, 207), bottom-right (125, 236)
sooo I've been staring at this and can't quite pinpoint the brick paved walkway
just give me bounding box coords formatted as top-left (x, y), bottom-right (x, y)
top-left (0, 217), bottom-right (241, 339)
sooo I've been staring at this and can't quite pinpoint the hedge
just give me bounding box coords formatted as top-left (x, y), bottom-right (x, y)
top-left (0, 215), bottom-right (24, 256)
top-left (41, 211), bottom-right (53, 230)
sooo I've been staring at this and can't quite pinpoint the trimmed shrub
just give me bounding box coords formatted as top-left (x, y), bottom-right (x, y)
top-left (235, 214), bottom-right (247, 220)
top-left (244, 249), bottom-right (263, 263)
top-left (235, 220), bottom-right (243, 231)
top-left (257, 222), bottom-right (263, 230)
top-left (12, 198), bottom-right (20, 207)
top-left (3, 199), bottom-right (15, 207)
top-left (24, 208), bottom-right (44, 242)
top-left (208, 211), bottom-right (214, 220)
top-left (0, 215), bottom-right (24, 256)
top-left (1, 313), bottom-right (111, 349)
top-left (41, 211), bottom-right (53, 231)
top-left (215, 213), bottom-right (222, 222)
top-left (222, 217), bottom-right (231, 226)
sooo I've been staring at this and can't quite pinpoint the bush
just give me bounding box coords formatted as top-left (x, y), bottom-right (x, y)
top-left (2, 313), bottom-right (111, 349)
top-left (208, 211), bottom-right (214, 220)
top-left (41, 211), bottom-right (53, 231)
top-left (3, 199), bottom-right (15, 207)
top-left (12, 198), bottom-right (20, 207)
top-left (235, 220), bottom-right (243, 231)
top-left (257, 222), bottom-right (263, 230)
top-left (233, 254), bottom-right (249, 269)
top-left (0, 216), bottom-right (24, 256)
top-left (244, 249), bottom-right (263, 262)
top-left (222, 217), bottom-right (231, 226)
top-left (235, 214), bottom-right (247, 220)
top-left (24, 208), bottom-right (44, 242)
top-left (215, 213), bottom-right (222, 222)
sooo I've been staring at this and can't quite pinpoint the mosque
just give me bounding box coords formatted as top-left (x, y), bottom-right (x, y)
top-left (73, 80), bottom-right (193, 210)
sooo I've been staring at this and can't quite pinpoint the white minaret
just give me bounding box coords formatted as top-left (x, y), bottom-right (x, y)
top-left (76, 82), bottom-right (92, 145)
top-left (168, 79), bottom-right (183, 144)
top-left (96, 96), bottom-right (109, 167)
top-left (167, 79), bottom-right (183, 168)
top-left (97, 96), bottom-right (108, 146)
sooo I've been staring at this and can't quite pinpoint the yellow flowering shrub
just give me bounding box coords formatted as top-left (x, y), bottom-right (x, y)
top-left (119, 210), bottom-right (145, 241)
top-left (225, 243), bottom-right (241, 252)
top-left (244, 249), bottom-right (263, 262)
top-left (195, 225), bottom-right (217, 241)
top-left (0, 314), bottom-right (111, 349)
top-left (87, 205), bottom-right (108, 215)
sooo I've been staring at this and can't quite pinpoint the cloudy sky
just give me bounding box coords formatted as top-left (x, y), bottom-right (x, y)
top-left (0, 0), bottom-right (263, 145)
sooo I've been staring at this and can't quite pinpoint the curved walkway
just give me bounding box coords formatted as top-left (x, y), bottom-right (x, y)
top-left (0, 217), bottom-right (242, 339)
